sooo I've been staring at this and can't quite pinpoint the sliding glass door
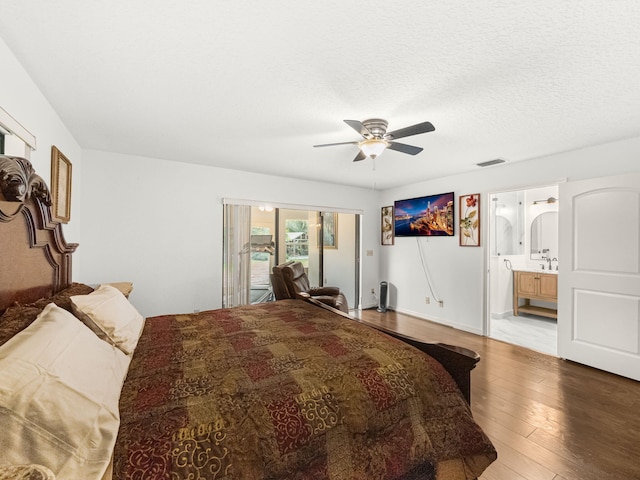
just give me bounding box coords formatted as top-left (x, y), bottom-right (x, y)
top-left (223, 201), bottom-right (360, 309)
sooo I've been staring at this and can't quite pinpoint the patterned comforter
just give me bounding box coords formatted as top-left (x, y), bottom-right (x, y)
top-left (113, 300), bottom-right (496, 479)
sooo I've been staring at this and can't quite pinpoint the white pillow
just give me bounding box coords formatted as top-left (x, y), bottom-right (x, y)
top-left (71, 284), bottom-right (144, 355)
top-left (0, 303), bottom-right (131, 480)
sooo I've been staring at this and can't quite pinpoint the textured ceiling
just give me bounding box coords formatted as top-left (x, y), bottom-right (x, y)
top-left (1, 1), bottom-right (640, 189)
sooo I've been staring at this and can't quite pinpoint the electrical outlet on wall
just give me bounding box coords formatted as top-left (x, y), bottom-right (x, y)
top-left (371, 288), bottom-right (375, 294)
top-left (425, 296), bottom-right (430, 304)
top-left (438, 300), bottom-right (444, 308)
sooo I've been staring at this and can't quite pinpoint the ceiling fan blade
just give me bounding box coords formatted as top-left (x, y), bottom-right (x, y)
top-left (353, 150), bottom-right (367, 162)
top-left (387, 141), bottom-right (423, 155)
top-left (313, 141), bottom-right (359, 148)
top-left (386, 121), bottom-right (435, 140)
top-left (344, 120), bottom-right (372, 138)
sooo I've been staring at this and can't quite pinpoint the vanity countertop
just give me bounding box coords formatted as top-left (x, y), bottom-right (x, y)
top-left (514, 268), bottom-right (558, 274)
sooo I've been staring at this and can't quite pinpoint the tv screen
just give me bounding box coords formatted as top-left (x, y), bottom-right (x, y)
top-left (394, 192), bottom-right (455, 237)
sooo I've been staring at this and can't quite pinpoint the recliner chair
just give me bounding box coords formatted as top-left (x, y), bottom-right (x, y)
top-left (271, 261), bottom-right (349, 313)
top-left (270, 261), bottom-right (294, 301)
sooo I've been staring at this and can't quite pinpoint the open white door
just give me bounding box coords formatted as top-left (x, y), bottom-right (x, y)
top-left (558, 173), bottom-right (640, 380)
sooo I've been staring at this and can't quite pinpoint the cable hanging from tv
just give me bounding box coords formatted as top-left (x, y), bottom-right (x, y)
top-left (416, 238), bottom-right (442, 304)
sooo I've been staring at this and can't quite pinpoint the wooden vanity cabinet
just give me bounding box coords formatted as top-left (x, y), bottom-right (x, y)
top-left (513, 270), bottom-right (558, 319)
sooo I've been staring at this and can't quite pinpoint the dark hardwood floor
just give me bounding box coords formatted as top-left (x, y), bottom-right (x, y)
top-left (356, 309), bottom-right (640, 480)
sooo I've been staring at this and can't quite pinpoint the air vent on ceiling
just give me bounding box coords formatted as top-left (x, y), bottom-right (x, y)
top-left (476, 159), bottom-right (505, 167)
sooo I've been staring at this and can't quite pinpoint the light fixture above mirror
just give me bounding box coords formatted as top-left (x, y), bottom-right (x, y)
top-left (532, 197), bottom-right (557, 205)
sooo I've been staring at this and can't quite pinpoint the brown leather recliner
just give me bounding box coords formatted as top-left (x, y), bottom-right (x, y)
top-left (271, 261), bottom-right (349, 313)
top-left (270, 261), bottom-right (294, 301)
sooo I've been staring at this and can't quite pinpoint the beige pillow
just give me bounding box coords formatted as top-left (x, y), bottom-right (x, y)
top-left (0, 303), bottom-right (130, 479)
top-left (71, 284), bottom-right (144, 355)
top-left (99, 281), bottom-right (133, 298)
top-left (0, 464), bottom-right (55, 480)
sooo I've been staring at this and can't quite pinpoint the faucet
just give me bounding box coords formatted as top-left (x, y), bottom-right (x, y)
top-left (552, 257), bottom-right (558, 271)
top-left (546, 257), bottom-right (552, 270)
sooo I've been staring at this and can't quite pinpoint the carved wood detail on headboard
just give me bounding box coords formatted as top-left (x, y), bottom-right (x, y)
top-left (0, 155), bottom-right (78, 313)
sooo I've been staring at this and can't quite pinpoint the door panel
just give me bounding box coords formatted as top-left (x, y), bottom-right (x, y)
top-left (277, 209), bottom-right (321, 286)
top-left (574, 190), bottom-right (639, 273)
top-left (574, 290), bottom-right (639, 353)
top-left (539, 275), bottom-right (557, 297)
top-left (519, 273), bottom-right (538, 296)
top-left (558, 173), bottom-right (640, 380)
top-left (249, 207), bottom-right (276, 304)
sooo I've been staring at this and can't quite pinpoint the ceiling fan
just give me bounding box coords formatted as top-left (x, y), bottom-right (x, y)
top-left (313, 118), bottom-right (435, 162)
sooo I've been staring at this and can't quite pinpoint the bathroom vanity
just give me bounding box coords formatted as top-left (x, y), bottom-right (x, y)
top-left (513, 270), bottom-right (558, 319)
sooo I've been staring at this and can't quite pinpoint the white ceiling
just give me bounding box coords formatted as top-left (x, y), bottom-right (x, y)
top-left (1, 1), bottom-right (640, 190)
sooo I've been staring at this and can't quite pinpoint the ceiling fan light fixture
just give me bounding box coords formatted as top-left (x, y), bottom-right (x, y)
top-left (359, 138), bottom-right (388, 159)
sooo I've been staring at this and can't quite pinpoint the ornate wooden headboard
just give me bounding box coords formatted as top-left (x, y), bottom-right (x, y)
top-left (0, 155), bottom-right (77, 313)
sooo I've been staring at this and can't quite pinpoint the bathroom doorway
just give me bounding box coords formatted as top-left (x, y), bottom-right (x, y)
top-left (487, 184), bottom-right (559, 355)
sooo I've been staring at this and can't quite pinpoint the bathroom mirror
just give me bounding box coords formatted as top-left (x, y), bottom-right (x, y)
top-left (530, 211), bottom-right (558, 259)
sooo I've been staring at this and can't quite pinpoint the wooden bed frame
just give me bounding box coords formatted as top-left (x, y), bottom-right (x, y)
top-left (0, 155), bottom-right (479, 405)
top-left (0, 156), bottom-right (76, 313)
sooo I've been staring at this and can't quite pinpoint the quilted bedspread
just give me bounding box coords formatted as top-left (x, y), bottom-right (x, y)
top-left (113, 300), bottom-right (496, 479)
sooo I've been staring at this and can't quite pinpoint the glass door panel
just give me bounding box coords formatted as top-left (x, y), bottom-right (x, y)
top-left (249, 206), bottom-right (276, 304)
top-left (277, 209), bottom-right (321, 287)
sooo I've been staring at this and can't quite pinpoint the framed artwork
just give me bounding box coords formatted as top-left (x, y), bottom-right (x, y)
top-left (51, 146), bottom-right (72, 223)
top-left (381, 206), bottom-right (394, 245)
top-left (459, 193), bottom-right (480, 246)
top-left (323, 212), bottom-right (337, 249)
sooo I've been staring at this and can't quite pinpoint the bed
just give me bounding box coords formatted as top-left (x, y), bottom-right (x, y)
top-left (0, 155), bottom-right (496, 480)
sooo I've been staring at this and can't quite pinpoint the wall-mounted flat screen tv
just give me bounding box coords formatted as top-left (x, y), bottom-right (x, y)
top-left (394, 192), bottom-right (455, 237)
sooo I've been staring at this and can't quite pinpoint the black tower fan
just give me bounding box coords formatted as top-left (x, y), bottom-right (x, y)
top-left (377, 281), bottom-right (388, 313)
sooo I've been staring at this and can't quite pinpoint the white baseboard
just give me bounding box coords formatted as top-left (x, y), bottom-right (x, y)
top-left (391, 306), bottom-right (484, 336)
top-left (360, 301), bottom-right (379, 310)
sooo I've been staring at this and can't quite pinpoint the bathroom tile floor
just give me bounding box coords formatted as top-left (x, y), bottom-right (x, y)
top-left (489, 313), bottom-right (557, 356)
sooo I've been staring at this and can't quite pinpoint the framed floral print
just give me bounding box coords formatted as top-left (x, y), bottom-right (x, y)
top-left (460, 193), bottom-right (480, 246)
top-left (51, 146), bottom-right (72, 223)
top-left (381, 206), bottom-right (394, 245)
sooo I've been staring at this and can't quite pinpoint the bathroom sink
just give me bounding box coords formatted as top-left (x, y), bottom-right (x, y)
top-left (516, 267), bottom-right (558, 274)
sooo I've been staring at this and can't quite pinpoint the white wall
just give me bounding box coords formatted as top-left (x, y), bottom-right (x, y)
top-left (0, 36), bottom-right (83, 276)
top-left (324, 212), bottom-right (358, 307)
top-left (379, 136), bottom-right (640, 334)
top-left (79, 150), bottom-right (380, 317)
